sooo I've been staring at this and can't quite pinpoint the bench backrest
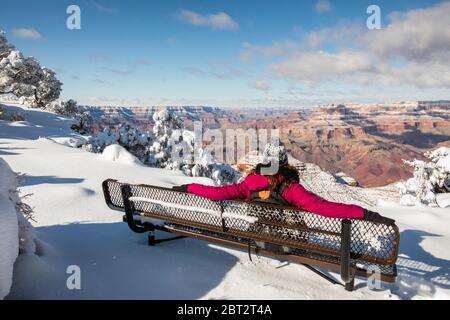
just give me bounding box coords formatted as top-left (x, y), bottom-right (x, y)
top-left (102, 179), bottom-right (400, 266)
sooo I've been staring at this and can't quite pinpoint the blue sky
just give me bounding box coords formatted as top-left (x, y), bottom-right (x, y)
top-left (1, 0), bottom-right (449, 107)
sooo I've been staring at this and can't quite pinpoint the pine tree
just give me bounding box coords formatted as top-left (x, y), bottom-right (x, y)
top-left (149, 110), bottom-right (183, 167)
top-left (0, 31), bottom-right (62, 108)
top-left (149, 109), bottom-right (238, 185)
top-left (397, 147), bottom-right (450, 206)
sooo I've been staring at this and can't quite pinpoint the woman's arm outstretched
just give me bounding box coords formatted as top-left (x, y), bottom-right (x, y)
top-left (282, 183), bottom-right (364, 219)
top-left (181, 174), bottom-right (270, 201)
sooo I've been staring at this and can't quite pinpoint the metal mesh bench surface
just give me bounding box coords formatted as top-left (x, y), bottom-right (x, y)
top-left (102, 179), bottom-right (400, 283)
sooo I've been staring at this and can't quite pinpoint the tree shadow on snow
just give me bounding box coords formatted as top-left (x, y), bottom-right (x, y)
top-left (0, 142), bottom-right (30, 155)
top-left (13, 222), bottom-right (238, 299)
top-left (0, 105), bottom-right (77, 141)
top-left (19, 175), bottom-right (85, 186)
top-left (392, 229), bottom-right (450, 299)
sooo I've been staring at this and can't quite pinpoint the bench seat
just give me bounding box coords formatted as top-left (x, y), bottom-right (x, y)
top-left (102, 179), bottom-right (400, 291)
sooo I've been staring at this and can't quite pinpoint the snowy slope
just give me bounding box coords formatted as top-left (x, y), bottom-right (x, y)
top-left (1, 103), bottom-right (449, 300)
top-left (0, 159), bottom-right (19, 299)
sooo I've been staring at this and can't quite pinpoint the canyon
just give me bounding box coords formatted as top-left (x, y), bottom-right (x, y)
top-left (82, 101), bottom-right (450, 187)
top-left (223, 101), bottom-right (450, 187)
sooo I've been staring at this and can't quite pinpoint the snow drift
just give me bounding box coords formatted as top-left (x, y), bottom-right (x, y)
top-left (0, 158), bottom-right (19, 299)
top-left (2, 102), bottom-right (450, 300)
top-left (101, 144), bottom-right (142, 166)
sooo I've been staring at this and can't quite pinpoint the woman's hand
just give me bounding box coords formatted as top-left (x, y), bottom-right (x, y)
top-left (363, 209), bottom-right (395, 226)
top-left (172, 184), bottom-right (189, 193)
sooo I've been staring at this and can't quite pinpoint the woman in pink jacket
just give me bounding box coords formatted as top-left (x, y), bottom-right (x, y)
top-left (173, 144), bottom-right (394, 225)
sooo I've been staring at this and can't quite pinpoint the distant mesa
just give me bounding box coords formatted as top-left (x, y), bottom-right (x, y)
top-left (79, 101), bottom-right (450, 187)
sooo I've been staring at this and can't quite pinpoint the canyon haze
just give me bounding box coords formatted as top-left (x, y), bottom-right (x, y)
top-left (82, 101), bottom-right (450, 187)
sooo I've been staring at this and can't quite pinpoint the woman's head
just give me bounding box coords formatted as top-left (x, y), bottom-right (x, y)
top-left (250, 163), bottom-right (299, 190)
top-left (262, 143), bottom-right (289, 167)
top-left (249, 142), bottom-right (299, 189)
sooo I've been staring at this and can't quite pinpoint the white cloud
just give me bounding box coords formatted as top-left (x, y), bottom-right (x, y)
top-left (178, 9), bottom-right (239, 31)
top-left (240, 23), bottom-right (364, 63)
top-left (305, 23), bottom-right (365, 48)
top-left (364, 2), bottom-right (450, 63)
top-left (240, 41), bottom-right (296, 62)
top-left (249, 80), bottom-right (272, 92)
top-left (268, 2), bottom-right (450, 89)
top-left (11, 28), bottom-right (42, 40)
top-left (315, 0), bottom-right (333, 13)
top-left (271, 51), bottom-right (373, 83)
top-left (374, 61), bottom-right (450, 88)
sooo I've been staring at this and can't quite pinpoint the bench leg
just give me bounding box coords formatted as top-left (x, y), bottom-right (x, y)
top-left (148, 232), bottom-right (186, 246)
top-left (146, 224), bottom-right (186, 246)
top-left (345, 278), bottom-right (355, 291)
top-left (302, 264), bottom-right (342, 286)
top-left (148, 228), bottom-right (156, 246)
top-left (121, 185), bottom-right (148, 234)
top-left (341, 219), bottom-right (355, 292)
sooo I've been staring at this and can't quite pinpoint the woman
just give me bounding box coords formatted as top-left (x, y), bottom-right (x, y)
top-left (173, 144), bottom-right (394, 225)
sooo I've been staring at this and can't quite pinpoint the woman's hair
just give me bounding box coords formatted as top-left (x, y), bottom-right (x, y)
top-left (248, 163), bottom-right (299, 190)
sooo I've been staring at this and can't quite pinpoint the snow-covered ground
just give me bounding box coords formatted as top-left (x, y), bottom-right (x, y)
top-left (1, 103), bottom-right (449, 299)
top-left (0, 158), bottom-right (19, 299)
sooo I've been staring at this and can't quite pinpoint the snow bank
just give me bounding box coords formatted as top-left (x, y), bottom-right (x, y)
top-left (3, 102), bottom-right (450, 300)
top-left (436, 193), bottom-right (450, 208)
top-left (47, 136), bottom-right (88, 148)
top-left (399, 194), bottom-right (419, 207)
top-left (0, 158), bottom-right (19, 299)
top-left (101, 144), bottom-right (142, 166)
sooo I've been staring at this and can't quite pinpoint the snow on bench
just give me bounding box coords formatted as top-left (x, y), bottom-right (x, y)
top-left (102, 179), bottom-right (400, 291)
top-left (129, 196), bottom-right (259, 224)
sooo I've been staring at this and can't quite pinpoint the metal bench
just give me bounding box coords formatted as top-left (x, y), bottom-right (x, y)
top-left (102, 179), bottom-right (400, 291)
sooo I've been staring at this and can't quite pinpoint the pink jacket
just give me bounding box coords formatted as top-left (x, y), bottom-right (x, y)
top-left (187, 174), bottom-right (364, 219)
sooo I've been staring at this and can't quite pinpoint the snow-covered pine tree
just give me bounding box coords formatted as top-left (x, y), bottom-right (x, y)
top-left (83, 128), bottom-right (119, 153)
top-left (397, 147), bottom-right (450, 206)
top-left (166, 128), bottom-right (195, 174)
top-left (74, 111), bottom-right (94, 135)
top-left (149, 110), bottom-right (183, 167)
top-left (48, 99), bottom-right (94, 134)
top-left (82, 109), bottom-right (238, 185)
top-left (149, 109), bottom-right (239, 185)
top-left (0, 31), bottom-right (62, 108)
top-left (209, 163), bottom-right (239, 186)
top-left (117, 123), bottom-right (153, 163)
top-left (1, 51), bottom-right (41, 99)
top-left (82, 122), bottom-right (154, 164)
top-left (32, 68), bottom-right (62, 108)
top-left (49, 99), bottom-right (79, 116)
top-left (0, 31), bottom-right (13, 59)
